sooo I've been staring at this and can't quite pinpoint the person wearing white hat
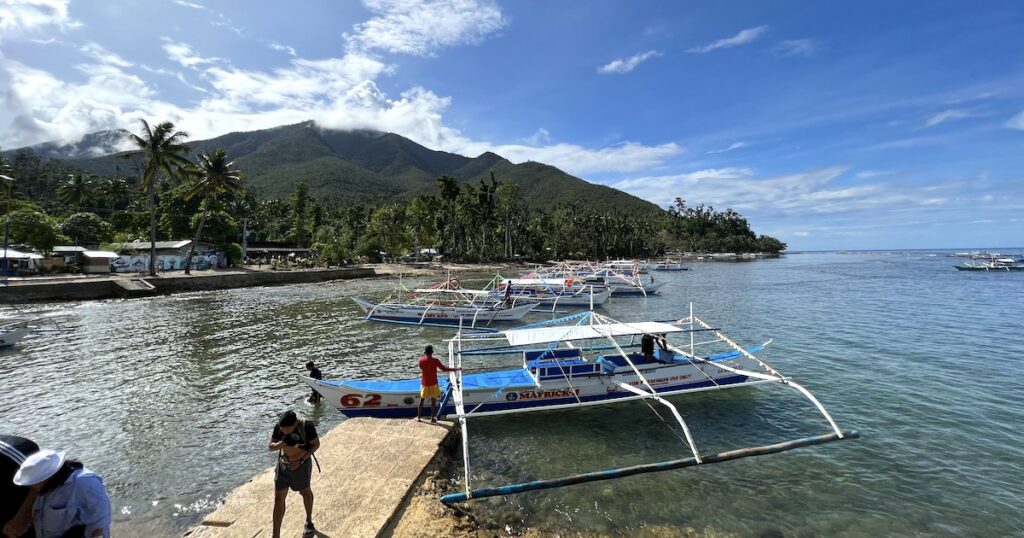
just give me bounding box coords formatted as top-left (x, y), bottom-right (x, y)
top-left (12, 449), bottom-right (111, 538)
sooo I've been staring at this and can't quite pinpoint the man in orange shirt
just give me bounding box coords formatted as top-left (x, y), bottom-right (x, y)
top-left (416, 345), bottom-right (460, 423)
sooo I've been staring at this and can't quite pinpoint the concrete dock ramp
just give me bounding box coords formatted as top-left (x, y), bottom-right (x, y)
top-left (114, 278), bottom-right (156, 297)
top-left (190, 418), bottom-right (455, 538)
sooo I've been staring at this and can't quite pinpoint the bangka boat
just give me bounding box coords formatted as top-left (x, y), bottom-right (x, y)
top-left (496, 284), bottom-right (611, 308)
top-left (605, 274), bottom-right (667, 296)
top-left (954, 255), bottom-right (1024, 271)
top-left (353, 296), bottom-right (537, 327)
top-left (652, 261), bottom-right (688, 271)
top-left (302, 306), bottom-right (856, 502)
top-left (0, 327), bottom-right (30, 349)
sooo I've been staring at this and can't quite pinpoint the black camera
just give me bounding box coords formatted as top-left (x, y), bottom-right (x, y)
top-left (283, 432), bottom-right (302, 446)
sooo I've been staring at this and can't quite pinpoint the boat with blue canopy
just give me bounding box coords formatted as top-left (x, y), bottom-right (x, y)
top-left (303, 305), bottom-right (856, 503)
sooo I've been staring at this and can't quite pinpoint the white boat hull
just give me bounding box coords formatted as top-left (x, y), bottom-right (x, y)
top-left (303, 351), bottom-right (765, 419)
top-left (353, 297), bottom-right (537, 325)
top-left (0, 328), bottom-right (30, 349)
top-left (609, 281), bottom-right (668, 296)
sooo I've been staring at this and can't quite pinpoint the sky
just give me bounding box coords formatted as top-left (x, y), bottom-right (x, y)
top-left (1, 0), bottom-right (1022, 250)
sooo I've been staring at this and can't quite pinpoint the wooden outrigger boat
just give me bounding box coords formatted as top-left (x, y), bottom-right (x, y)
top-left (492, 275), bottom-right (611, 308)
top-left (303, 306), bottom-right (856, 502)
top-left (0, 326), bottom-right (31, 349)
top-left (353, 297), bottom-right (537, 327)
top-left (954, 255), bottom-right (1024, 271)
top-left (652, 261), bottom-right (688, 271)
top-left (353, 277), bottom-right (537, 328)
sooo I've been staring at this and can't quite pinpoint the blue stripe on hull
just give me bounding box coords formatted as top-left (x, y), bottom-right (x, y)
top-left (338, 375), bottom-right (749, 418)
top-left (365, 315), bottom-right (514, 325)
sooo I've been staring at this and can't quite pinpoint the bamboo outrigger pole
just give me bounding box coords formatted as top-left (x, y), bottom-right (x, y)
top-left (441, 430), bottom-right (859, 504)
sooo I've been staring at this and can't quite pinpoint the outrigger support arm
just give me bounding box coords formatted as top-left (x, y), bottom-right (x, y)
top-left (670, 315), bottom-right (845, 439)
top-left (441, 430), bottom-right (859, 504)
top-left (592, 312), bottom-right (702, 463)
top-left (449, 323), bottom-right (473, 499)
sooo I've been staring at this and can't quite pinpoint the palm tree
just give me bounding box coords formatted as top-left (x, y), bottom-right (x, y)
top-left (122, 120), bottom-right (191, 276)
top-left (59, 174), bottom-right (96, 212)
top-left (99, 177), bottom-right (132, 214)
top-left (182, 149), bottom-right (244, 275)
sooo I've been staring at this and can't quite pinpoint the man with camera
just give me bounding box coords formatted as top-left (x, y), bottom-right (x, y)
top-left (268, 411), bottom-right (320, 538)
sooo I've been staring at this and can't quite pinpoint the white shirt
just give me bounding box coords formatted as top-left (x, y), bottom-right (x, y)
top-left (33, 467), bottom-right (111, 538)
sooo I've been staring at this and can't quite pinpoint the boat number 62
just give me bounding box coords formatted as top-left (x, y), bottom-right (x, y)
top-left (340, 393), bottom-right (382, 407)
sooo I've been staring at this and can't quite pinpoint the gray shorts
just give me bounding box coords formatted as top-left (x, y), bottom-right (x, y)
top-left (274, 457), bottom-right (312, 491)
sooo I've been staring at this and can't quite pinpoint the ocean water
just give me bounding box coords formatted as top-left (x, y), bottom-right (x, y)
top-left (1, 252), bottom-right (1022, 537)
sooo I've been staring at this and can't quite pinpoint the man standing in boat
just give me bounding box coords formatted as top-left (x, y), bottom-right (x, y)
top-left (417, 345), bottom-right (460, 423)
top-left (305, 361), bottom-right (323, 404)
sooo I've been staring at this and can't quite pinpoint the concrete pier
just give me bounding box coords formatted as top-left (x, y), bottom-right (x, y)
top-left (189, 418), bottom-right (456, 538)
top-left (0, 267), bottom-right (376, 302)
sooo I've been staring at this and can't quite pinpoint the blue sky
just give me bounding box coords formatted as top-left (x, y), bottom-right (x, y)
top-left (1, 0), bottom-right (1022, 250)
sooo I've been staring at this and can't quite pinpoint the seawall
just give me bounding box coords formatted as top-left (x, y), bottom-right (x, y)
top-left (0, 268), bottom-right (376, 303)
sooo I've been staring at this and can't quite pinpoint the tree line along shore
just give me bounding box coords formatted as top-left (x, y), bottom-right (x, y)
top-left (1, 120), bottom-right (785, 276)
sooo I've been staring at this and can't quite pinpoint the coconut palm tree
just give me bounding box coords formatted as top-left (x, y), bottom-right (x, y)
top-left (182, 149), bottom-right (244, 275)
top-left (58, 173), bottom-right (96, 212)
top-left (122, 120), bottom-right (191, 276)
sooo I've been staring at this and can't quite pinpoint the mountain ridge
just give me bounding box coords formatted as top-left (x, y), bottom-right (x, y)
top-left (4, 121), bottom-right (661, 212)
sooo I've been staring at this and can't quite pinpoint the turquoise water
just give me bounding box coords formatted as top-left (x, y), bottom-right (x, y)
top-left (1, 252), bottom-right (1022, 536)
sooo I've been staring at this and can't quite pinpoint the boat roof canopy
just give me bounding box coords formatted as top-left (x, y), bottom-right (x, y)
top-left (503, 321), bottom-right (684, 346)
top-left (412, 288), bottom-right (491, 295)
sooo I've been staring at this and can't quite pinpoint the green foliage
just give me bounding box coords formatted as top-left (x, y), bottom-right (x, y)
top-left (60, 212), bottom-right (113, 245)
top-left (10, 209), bottom-right (68, 253)
top-left (311, 225), bottom-right (349, 265)
top-left (58, 174), bottom-right (97, 211)
top-left (364, 203), bottom-right (407, 260)
top-left (189, 210), bottom-right (238, 243)
top-left (3, 123), bottom-right (787, 265)
top-left (290, 181), bottom-right (310, 246)
top-left (224, 243), bottom-right (242, 266)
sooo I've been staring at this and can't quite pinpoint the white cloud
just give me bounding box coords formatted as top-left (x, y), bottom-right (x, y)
top-left (0, 0), bottom-right (78, 39)
top-left (707, 141), bottom-right (748, 154)
top-left (0, 0), bottom-right (681, 178)
top-left (460, 140), bottom-right (683, 175)
top-left (855, 169), bottom-right (892, 179)
top-left (268, 41), bottom-right (297, 56)
top-left (79, 42), bottom-right (132, 68)
top-left (345, 0), bottom-right (506, 57)
top-left (793, 231), bottom-right (810, 237)
top-left (772, 39), bottom-right (816, 58)
top-left (172, 0), bottom-right (204, 8)
top-left (688, 26), bottom-right (768, 54)
top-left (161, 38), bottom-right (222, 68)
top-left (923, 108), bottom-right (979, 128)
top-left (1006, 111), bottom-right (1024, 130)
top-left (597, 50), bottom-right (661, 75)
top-left (521, 128), bottom-right (551, 145)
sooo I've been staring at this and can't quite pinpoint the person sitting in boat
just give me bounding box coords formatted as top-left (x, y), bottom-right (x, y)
top-left (502, 281), bottom-right (513, 306)
top-left (417, 345), bottom-right (460, 423)
top-left (641, 334), bottom-right (656, 363)
top-left (641, 333), bottom-right (670, 363)
top-left (305, 361), bottom-right (323, 404)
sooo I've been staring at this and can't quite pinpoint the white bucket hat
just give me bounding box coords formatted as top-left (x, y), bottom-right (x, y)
top-left (13, 449), bottom-right (66, 486)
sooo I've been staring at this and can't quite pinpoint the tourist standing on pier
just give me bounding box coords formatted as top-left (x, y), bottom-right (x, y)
top-left (416, 345), bottom-right (460, 423)
top-left (12, 448), bottom-right (111, 538)
top-left (305, 361), bottom-right (323, 403)
top-left (269, 410), bottom-right (320, 538)
top-left (1, 434), bottom-right (39, 538)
